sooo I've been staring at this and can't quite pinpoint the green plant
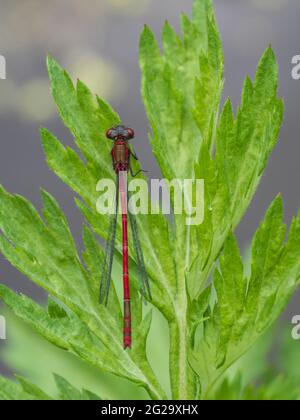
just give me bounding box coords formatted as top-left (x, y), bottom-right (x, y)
top-left (3, 310), bottom-right (299, 401)
top-left (0, 0), bottom-right (298, 400)
top-left (0, 373), bottom-right (101, 400)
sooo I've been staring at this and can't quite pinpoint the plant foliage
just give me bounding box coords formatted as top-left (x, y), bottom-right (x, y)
top-left (0, 0), bottom-right (298, 400)
top-left (0, 374), bottom-right (101, 400)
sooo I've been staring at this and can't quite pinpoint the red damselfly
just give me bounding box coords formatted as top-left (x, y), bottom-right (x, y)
top-left (100, 125), bottom-right (152, 349)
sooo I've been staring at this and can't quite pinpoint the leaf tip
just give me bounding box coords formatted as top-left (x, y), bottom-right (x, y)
top-left (259, 44), bottom-right (277, 70)
top-left (140, 24), bottom-right (156, 46)
top-left (46, 54), bottom-right (54, 66)
top-left (46, 54), bottom-right (61, 74)
top-left (40, 127), bottom-right (48, 137)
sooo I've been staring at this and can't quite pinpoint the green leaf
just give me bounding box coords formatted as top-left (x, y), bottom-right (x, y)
top-left (190, 197), bottom-right (300, 398)
top-left (214, 234), bottom-right (245, 367)
top-left (54, 374), bottom-right (84, 400)
top-left (41, 128), bottom-right (97, 208)
top-left (216, 47), bottom-right (284, 229)
top-left (16, 376), bottom-right (53, 400)
top-left (42, 74), bottom-right (178, 325)
top-left (81, 389), bottom-right (102, 400)
top-left (2, 309), bottom-right (146, 399)
top-left (82, 224), bottom-right (122, 323)
top-left (0, 285), bottom-right (166, 399)
top-left (0, 184), bottom-right (167, 400)
top-left (48, 297), bottom-right (68, 319)
top-left (210, 373), bottom-right (300, 401)
top-left (0, 0), bottom-right (296, 402)
top-left (0, 376), bottom-right (37, 400)
top-left (140, 2), bottom-right (223, 180)
top-left (47, 56), bottom-right (120, 176)
top-left (247, 196), bottom-right (286, 318)
top-left (41, 189), bottom-right (78, 257)
top-left (0, 374), bottom-right (102, 401)
top-left (188, 46), bottom-right (284, 300)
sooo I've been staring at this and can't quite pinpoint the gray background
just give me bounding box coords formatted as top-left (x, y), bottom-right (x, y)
top-left (0, 0), bottom-right (300, 374)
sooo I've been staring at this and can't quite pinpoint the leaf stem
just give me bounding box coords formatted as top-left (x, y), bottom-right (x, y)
top-left (169, 290), bottom-right (196, 399)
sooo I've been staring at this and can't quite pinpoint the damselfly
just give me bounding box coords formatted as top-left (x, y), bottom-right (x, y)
top-left (100, 125), bottom-right (152, 349)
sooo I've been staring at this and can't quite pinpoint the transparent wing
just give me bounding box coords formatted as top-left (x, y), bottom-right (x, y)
top-left (128, 191), bottom-right (152, 301)
top-left (99, 174), bottom-right (119, 305)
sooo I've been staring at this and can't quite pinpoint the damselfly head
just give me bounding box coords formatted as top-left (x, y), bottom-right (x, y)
top-left (106, 125), bottom-right (135, 141)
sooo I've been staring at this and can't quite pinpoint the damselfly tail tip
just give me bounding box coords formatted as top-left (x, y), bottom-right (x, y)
top-left (124, 341), bottom-right (131, 350)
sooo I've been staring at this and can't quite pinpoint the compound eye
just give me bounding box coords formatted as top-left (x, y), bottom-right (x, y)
top-left (106, 128), bottom-right (116, 139)
top-left (126, 128), bottom-right (135, 139)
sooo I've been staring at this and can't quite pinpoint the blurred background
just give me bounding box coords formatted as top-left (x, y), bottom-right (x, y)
top-left (0, 0), bottom-right (300, 399)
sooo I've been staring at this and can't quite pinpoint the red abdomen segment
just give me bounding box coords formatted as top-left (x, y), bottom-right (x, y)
top-left (119, 171), bottom-right (131, 349)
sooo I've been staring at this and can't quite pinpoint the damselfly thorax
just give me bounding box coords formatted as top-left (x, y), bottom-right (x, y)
top-left (112, 139), bottom-right (130, 173)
